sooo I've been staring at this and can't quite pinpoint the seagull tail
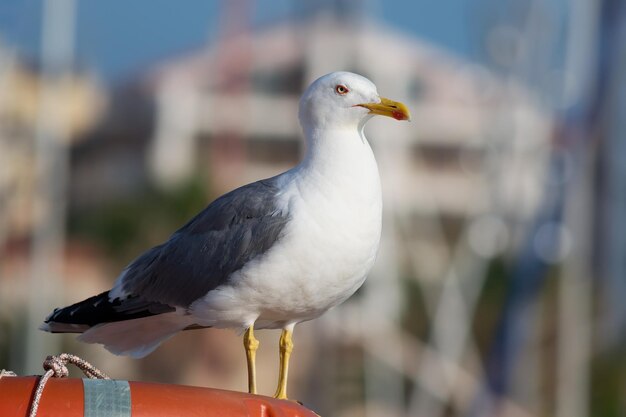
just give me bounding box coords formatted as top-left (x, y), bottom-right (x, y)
top-left (40, 291), bottom-right (193, 358)
top-left (78, 313), bottom-right (194, 358)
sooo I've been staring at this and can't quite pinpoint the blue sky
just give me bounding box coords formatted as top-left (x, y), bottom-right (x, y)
top-left (0, 0), bottom-right (475, 83)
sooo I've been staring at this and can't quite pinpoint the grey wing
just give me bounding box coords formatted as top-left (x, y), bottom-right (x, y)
top-left (117, 177), bottom-right (290, 307)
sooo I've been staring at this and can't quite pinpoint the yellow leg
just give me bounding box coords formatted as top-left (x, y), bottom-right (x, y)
top-left (243, 326), bottom-right (260, 394)
top-left (273, 328), bottom-right (294, 400)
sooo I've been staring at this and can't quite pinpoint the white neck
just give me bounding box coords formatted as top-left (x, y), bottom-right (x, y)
top-left (289, 125), bottom-right (381, 206)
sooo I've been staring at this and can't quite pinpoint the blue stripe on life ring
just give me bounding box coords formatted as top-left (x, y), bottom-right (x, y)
top-left (83, 379), bottom-right (131, 417)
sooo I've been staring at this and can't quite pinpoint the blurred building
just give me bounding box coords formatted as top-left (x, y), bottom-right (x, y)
top-left (0, 37), bottom-right (108, 371)
top-left (0, 39), bottom-right (106, 240)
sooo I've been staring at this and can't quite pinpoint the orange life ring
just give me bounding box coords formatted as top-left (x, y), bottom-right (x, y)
top-left (0, 376), bottom-right (319, 417)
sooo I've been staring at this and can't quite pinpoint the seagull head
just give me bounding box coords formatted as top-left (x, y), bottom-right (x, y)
top-left (299, 71), bottom-right (411, 131)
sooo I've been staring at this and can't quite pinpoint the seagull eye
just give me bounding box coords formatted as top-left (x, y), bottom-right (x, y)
top-left (335, 84), bottom-right (349, 95)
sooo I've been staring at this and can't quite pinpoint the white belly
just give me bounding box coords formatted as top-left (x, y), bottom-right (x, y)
top-left (191, 183), bottom-right (382, 330)
top-left (252, 188), bottom-right (382, 325)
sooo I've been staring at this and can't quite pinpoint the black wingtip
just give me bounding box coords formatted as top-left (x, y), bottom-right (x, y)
top-left (43, 290), bottom-right (175, 328)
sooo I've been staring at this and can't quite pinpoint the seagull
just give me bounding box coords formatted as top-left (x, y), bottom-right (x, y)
top-left (41, 71), bottom-right (410, 399)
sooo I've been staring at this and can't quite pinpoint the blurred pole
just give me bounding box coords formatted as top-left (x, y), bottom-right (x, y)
top-left (598, 0), bottom-right (626, 350)
top-left (557, 147), bottom-right (592, 417)
top-left (0, 47), bottom-right (18, 251)
top-left (23, 0), bottom-right (75, 373)
top-left (555, 1), bottom-right (599, 416)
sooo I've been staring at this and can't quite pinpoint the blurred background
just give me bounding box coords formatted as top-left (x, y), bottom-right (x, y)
top-left (0, 0), bottom-right (625, 416)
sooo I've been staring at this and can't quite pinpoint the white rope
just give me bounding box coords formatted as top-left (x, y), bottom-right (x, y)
top-left (0, 369), bottom-right (17, 378)
top-left (28, 353), bottom-right (110, 417)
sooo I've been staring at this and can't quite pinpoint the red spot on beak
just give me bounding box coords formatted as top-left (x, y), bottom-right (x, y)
top-left (392, 110), bottom-right (407, 121)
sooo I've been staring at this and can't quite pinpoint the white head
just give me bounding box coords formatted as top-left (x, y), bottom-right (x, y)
top-left (298, 71), bottom-right (410, 132)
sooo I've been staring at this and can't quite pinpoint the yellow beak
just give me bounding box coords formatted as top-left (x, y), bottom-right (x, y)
top-left (356, 97), bottom-right (411, 121)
